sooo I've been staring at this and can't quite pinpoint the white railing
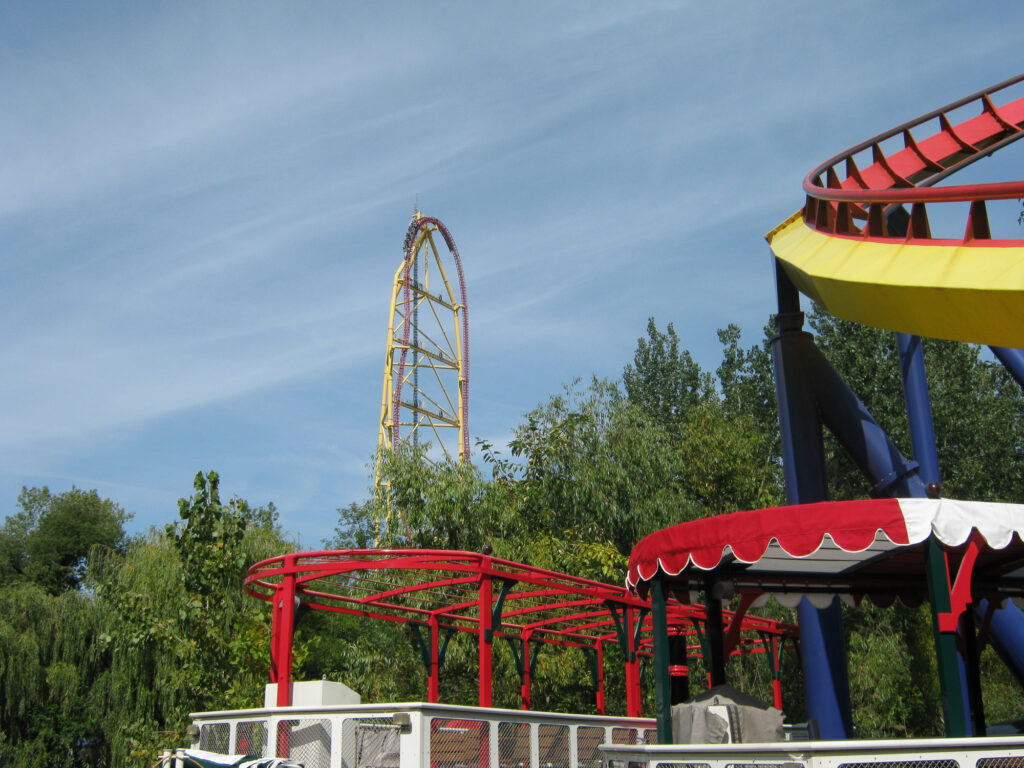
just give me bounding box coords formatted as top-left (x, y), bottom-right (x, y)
top-left (599, 734), bottom-right (1024, 768)
top-left (184, 701), bottom-right (657, 768)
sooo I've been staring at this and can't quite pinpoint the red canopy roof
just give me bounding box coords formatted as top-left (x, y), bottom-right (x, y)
top-left (627, 498), bottom-right (1024, 608)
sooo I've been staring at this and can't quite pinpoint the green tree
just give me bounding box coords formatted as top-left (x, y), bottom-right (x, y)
top-left (716, 322), bottom-right (780, 459)
top-left (378, 447), bottom-right (495, 551)
top-left (624, 319), bottom-right (714, 432)
top-left (0, 583), bottom-right (111, 768)
top-left (845, 604), bottom-right (942, 737)
top-left (88, 473), bottom-right (299, 766)
top-left (624, 320), bottom-right (783, 515)
top-left (166, 471), bottom-right (249, 596)
top-left (493, 378), bottom-right (699, 557)
top-left (0, 471), bottom-right (293, 767)
top-left (0, 486), bottom-right (127, 765)
top-left (1, 487), bottom-right (128, 593)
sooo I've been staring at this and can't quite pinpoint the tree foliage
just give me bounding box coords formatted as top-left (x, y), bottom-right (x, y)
top-left (0, 473), bottom-right (298, 767)
top-left (623, 319), bottom-right (714, 433)
top-left (3, 309), bottom-right (1024, 764)
top-left (0, 583), bottom-right (111, 767)
top-left (845, 604), bottom-right (942, 737)
top-left (1, 487), bottom-right (129, 594)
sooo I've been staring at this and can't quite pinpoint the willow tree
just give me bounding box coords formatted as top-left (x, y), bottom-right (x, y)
top-left (0, 486), bottom-right (127, 767)
top-left (0, 472), bottom-right (299, 768)
top-left (0, 583), bottom-right (111, 767)
top-left (91, 472), bottom-right (299, 766)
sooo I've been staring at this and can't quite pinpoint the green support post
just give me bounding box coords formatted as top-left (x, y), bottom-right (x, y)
top-left (484, 579), bottom-right (515, 643)
top-left (924, 537), bottom-right (968, 737)
top-left (605, 601), bottom-right (633, 661)
top-left (409, 621), bottom-right (455, 701)
top-left (409, 623), bottom-right (432, 670)
top-left (650, 579), bottom-right (673, 744)
top-left (583, 646), bottom-right (600, 689)
top-left (502, 635), bottom-right (541, 680)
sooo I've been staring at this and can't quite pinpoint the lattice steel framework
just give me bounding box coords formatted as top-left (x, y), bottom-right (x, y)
top-left (378, 214), bottom-right (470, 494)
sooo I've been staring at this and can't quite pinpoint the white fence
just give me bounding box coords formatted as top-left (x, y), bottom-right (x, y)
top-left (599, 735), bottom-right (1024, 768)
top-left (186, 702), bottom-right (658, 768)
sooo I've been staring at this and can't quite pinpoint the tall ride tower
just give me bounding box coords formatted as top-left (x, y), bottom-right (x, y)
top-left (377, 213), bottom-right (470, 500)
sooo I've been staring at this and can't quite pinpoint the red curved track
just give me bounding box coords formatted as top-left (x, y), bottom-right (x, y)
top-left (802, 73), bottom-right (1024, 241)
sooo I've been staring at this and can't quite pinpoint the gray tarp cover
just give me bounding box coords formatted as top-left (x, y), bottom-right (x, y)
top-left (671, 685), bottom-right (784, 744)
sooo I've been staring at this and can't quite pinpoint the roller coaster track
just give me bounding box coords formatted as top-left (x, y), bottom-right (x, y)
top-left (767, 73), bottom-right (1024, 348)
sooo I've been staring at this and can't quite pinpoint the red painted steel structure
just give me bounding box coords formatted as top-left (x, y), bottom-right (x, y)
top-left (801, 73), bottom-right (1024, 243)
top-left (244, 549), bottom-right (797, 711)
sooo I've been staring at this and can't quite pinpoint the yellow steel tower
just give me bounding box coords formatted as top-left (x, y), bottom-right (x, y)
top-left (377, 213), bottom-right (470, 501)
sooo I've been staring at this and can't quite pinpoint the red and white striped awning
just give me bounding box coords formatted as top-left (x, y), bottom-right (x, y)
top-left (626, 498), bottom-right (1024, 608)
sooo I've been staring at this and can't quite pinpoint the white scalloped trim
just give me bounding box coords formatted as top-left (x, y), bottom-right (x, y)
top-left (898, 498), bottom-right (1024, 549)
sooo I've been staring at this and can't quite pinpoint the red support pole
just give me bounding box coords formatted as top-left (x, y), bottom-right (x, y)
top-left (771, 636), bottom-right (783, 710)
top-left (276, 721), bottom-right (292, 760)
top-left (520, 633), bottom-right (532, 710)
top-left (428, 615), bottom-right (440, 703)
top-left (275, 567), bottom-right (297, 707)
top-left (723, 592), bottom-right (758, 657)
top-left (596, 641), bottom-right (606, 715)
top-left (269, 590), bottom-right (281, 684)
top-left (625, 607), bottom-right (641, 718)
top-left (478, 574), bottom-right (493, 707)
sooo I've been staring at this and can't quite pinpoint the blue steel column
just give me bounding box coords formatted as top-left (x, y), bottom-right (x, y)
top-left (991, 346), bottom-right (1024, 390)
top-left (897, 332), bottom-right (972, 737)
top-left (977, 599), bottom-right (1024, 690)
top-left (897, 334), bottom-right (940, 481)
top-left (771, 261), bottom-right (852, 739)
top-left (799, 341), bottom-right (923, 498)
top-left (772, 267), bottom-right (830, 502)
top-left (981, 347), bottom-right (1024, 693)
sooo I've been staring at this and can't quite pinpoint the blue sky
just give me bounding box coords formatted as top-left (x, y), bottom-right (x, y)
top-left (3, 2), bottom-right (1024, 544)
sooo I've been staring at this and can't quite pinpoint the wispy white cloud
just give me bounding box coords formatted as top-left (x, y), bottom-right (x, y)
top-left (4, 0), bottom-right (1024, 531)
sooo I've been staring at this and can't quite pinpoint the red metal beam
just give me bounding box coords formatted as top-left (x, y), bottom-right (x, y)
top-left (244, 548), bottom-right (799, 712)
top-left (797, 73), bottom-right (1024, 243)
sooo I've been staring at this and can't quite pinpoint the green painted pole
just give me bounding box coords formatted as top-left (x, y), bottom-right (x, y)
top-left (924, 536), bottom-right (968, 737)
top-left (650, 578), bottom-right (673, 744)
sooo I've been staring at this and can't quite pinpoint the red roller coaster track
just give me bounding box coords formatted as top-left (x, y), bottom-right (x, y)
top-left (802, 72), bottom-right (1024, 241)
